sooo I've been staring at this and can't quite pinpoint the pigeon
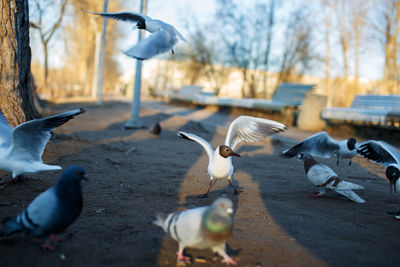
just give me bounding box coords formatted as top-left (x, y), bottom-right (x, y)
top-left (153, 197), bottom-right (237, 265)
top-left (177, 115), bottom-right (286, 197)
top-left (0, 166), bottom-right (88, 250)
top-left (281, 131), bottom-right (358, 165)
top-left (150, 121), bottom-right (161, 136)
top-left (357, 140), bottom-right (400, 194)
top-left (0, 108), bottom-right (85, 178)
top-left (304, 155), bottom-right (365, 203)
top-left (84, 10), bottom-right (186, 60)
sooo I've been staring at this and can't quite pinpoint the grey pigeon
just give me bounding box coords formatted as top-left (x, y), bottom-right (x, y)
top-left (153, 197), bottom-right (237, 265)
top-left (304, 155), bottom-right (365, 203)
top-left (84, 10), bottom-right (186, 60)
top-left (177, 116), bottom-right (286, 197)
top-left (0, 108), bottom-right (85, 178)
top-left (282, 131), bottom-right (358, 165)
top-left (150, 121), bottom-right (161, 136)
top-left (0, 166), bottom-right (87, 250)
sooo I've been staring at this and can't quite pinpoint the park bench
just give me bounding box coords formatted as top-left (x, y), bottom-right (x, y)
top-left (321, 94), bottom-right (400, 127)
top-left (190, 82), bottom-right (315, 112)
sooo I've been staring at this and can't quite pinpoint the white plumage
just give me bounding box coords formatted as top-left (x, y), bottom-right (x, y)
top-left (177, 115), bottom-right (286, 197)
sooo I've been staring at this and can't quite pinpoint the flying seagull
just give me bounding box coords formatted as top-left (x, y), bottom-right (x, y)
top-left (0, 108), bottom-right (85, 178)
top-left (153, 197), bottom-right (237, 265)
top-left (281, 131), bottom-right (358, 165)
top-left (83, 10), bottom-right (186, 60)
top-left (177, 116), bottom-right (286, 197)
top-left (0, 166), bottom-right (88, 250)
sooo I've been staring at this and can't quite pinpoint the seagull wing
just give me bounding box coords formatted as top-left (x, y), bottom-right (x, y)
top-left (357, 140), bottom-right (400, 166)
top-left (177, 131), bottom-right (214, 160)
top-left (0, 110), bottom-right (13, 149)
top-left (83, 10), bottom-right (150, 22)
top-left (224, 116), bottom-right (286, 151)
top-left (8, 108), bottom-right (85, 162)
top-left (281, 131), bottom-right (339, 158)
top-left (123, 29), bottom-right (178, 60)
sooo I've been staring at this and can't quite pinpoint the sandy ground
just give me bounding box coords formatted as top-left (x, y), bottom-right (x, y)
top-left (0, 100), bottom-right (399, 267)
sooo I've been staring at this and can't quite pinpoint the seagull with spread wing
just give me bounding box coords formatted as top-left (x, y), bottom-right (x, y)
top-left (84, 10), bottom-right (186, 60)
top-left (0, 108), bottom-right (85, 178)
top-left (177, 116), bottom-right (286, 197)
top-left (281, 131), bottom-right (358, 165)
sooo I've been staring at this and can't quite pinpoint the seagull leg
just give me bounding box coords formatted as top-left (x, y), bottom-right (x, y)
top-left (171, 48), bottom-right (175, 55)
top-left (228, 176), bottom-right (243, 195)
top-left (336, 154), bottom-right (339, 166)
top-left (198, 177), bottom-right (215, 198)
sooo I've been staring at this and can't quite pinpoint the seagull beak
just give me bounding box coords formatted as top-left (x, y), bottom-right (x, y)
top-left (226, 208), bottom-right (233, 214)
top-left (230, 151), bottom-right (241, 157)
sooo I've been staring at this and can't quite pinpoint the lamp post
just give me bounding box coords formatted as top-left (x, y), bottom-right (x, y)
top-left (124, 0), bottom-right (148, 129)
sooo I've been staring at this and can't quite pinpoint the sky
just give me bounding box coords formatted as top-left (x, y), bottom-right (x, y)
top-left (30, 0), bottom-right (386, 82)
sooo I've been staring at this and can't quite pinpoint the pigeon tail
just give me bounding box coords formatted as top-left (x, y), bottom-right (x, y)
top-left (334, 189), bottom-right (365, 203)
top-left (0, 217), bottom-right (24, 236)
top-left (152, 212), bottom-right (167, 230)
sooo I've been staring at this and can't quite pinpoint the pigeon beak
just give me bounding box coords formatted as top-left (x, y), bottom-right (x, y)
top-left (230, 151), bottom-right (241, 157)
top-left (83, 174), bottom-right (89, 181)
top-left (132, 24), bottom-right (138, 30)
top-left (226, 208), bottom-right (233, 214)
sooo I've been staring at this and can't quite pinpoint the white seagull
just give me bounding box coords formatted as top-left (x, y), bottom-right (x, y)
top-left (304, 155), bottom-right (365, 203)
top-left (84, 10), bottom-right (186, 60)
top-left (281, 131), bottom-right (358, 165)
top-left (0, 108), bottom-right (85, 178)
top-left (177, 116), bottom-right (286, 197)
top-left (357, 140), bottom-right (400, 193)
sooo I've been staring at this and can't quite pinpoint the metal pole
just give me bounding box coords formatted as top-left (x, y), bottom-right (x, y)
top-left (124, 0), bottom-right (148, 129)
top-left (91, 30), bottom-right (101, 99)
top-left (97, 0), bottom-right (109, 104)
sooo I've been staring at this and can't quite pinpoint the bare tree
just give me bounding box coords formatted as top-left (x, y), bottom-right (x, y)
top-left (29, 0), bottom-right (69, 90)
top-left (0, 0), bottom-right (40, 126)
top-left (276, 8), bottom-right (314, 86)
top-left (262, 0), bottom-right (276, 98)
top-left (216, 0), bottom-right (273, 98)
top-left (373, 0), bottom-right (400, 94)
top-left (336, 0), bottom-right (352, 80)
top-left (351, 0), bottom-right (370, 88)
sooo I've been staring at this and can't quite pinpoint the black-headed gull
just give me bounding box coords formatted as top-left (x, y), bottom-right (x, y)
top-left (281, 131), bottom-right (357, 165)
top-left (84, 10), bottom-right (186, 60)
top-left (304, 155), bottom-right (365, 203)
top-left (0, 166), bottom-right (87, 250)
top-left (177, 116), bottom-right (286, 197)
top-left (357, 140), bottom-right (400, 193)
top-left (153, 197), bottom-right (236, 265)
top-left (0, 108), bottom-right (85, 178)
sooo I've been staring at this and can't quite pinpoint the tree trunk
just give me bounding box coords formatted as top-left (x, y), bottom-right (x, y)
top-left (0, 0), bottom-right (40, 127)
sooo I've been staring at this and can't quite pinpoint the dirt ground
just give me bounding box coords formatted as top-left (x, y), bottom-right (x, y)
top-left (0, 100), bottom-right (399, 267)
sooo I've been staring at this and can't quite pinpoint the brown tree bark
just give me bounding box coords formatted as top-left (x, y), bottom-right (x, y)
top-left (0, 0), bottom-right (40, 127)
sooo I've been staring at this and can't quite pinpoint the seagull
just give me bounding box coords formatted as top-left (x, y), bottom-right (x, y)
top-left (281, 131), bottom-right (358, 165)
top-left (0, 108), bottom-right (85, 178)
top-left (304, 155), bottom-right (365, 203)
top-left (153, 197), bottom-right (237, 265)
top-left (177, 116), bottom-right (286, 197)
top-left (357, 140), bottom-right (400, 194)
top-left (83, 10), bottom-right (186, 60)
top-left (0, 166), bottom-right (88, 250)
